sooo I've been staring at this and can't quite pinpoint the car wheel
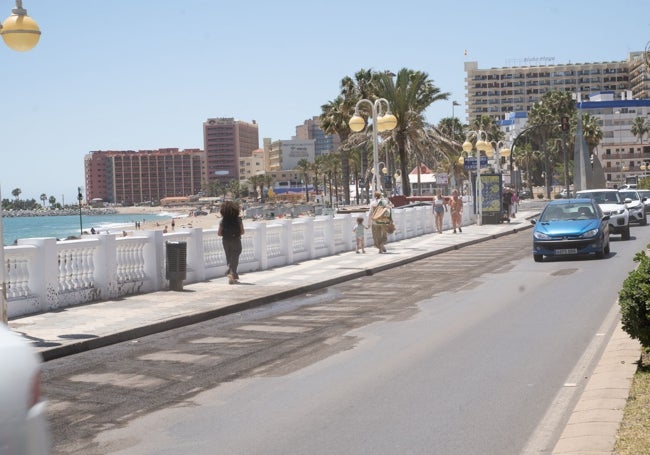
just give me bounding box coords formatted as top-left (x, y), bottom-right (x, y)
top-left (642, 216), bottom-right (648, 226)
top-left (604, 242), bottom-right (610, 255)
top-left (622, 225), bottom-right (631, 240)
top-left (533, 254), bottom-right (543, 262)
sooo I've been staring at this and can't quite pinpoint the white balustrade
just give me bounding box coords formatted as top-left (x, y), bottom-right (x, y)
top-left (3, 204), bottom-right (474, 318)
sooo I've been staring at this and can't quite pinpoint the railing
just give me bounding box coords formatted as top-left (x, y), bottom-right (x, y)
top-left (4, 204), bottom-right (473, 319)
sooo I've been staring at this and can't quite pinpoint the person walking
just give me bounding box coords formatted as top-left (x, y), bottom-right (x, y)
top-left (218, 201), bottom-right (245, 284)
top-left (367, 191), bottom-right (392, 253)
top-left (433, 189), bottom-right (447, 234)
top-left (502, 189), bottom-right (512, 222)
top-left (353, 216), bottom-right (368, 254)
top-left (510, 191), bottom-right (519, 218)
top-left (450, 189), bottom-right (463, 233)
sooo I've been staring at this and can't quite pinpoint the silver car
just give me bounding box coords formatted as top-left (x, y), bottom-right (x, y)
top-left (0, 324), bottom-right (50, 454)
top-left (619, 189), bottom-right (647, 225)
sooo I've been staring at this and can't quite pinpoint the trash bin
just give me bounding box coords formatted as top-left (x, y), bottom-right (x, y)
top-left (166, 241), bottom-right (187, 291)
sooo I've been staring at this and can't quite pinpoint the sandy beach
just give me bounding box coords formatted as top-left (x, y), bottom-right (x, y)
top-left (114, 205), bottom-right (221, 234)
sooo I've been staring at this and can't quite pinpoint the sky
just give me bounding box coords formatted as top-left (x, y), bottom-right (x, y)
top-left (1, 0), bottom-right (649, 204)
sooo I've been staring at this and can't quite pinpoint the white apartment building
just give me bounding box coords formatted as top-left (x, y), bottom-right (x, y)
top-left (465, 52), bottom-right (649, 123)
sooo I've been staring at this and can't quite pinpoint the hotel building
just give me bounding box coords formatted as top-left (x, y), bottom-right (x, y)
top-left (465, 52), bottom-right (650, 122)
top-left (84, 148), bottom-right (204, 205)
top-left (203, 118), bottom-right (259, 187)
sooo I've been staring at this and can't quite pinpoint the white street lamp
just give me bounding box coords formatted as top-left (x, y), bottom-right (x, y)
top-left (461, 130), bottom-right (491, 226)
top-left (348, 99), bottom-right (397, 194)
top-left (0, 0), bottom-right (41, 324)
top-left (0, 0), bottom-right (40, 51)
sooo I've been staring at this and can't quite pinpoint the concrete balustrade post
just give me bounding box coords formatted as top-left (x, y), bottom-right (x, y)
top-left (95, 233), bottom-right (118, 300)
top-left (18, 237), bottom-right (58, 312)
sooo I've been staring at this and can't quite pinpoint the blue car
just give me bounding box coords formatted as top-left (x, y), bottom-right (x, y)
top-left (531, 199), bottom-right (610, 262)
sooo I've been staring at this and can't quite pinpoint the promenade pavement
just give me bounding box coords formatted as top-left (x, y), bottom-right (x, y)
top-left (8, 210), bottom-right (641, 454)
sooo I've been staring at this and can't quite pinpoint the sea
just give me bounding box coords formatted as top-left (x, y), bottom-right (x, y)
top-left (1, 212), bottom-right (180, 246)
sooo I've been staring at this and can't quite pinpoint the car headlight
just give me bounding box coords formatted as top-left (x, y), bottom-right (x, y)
top-left (533, 232), bottom-right (551, 240)
top-left (581, 228), bottom-right (599, 238)
top-left (614, 208), bottom-right (626, 215)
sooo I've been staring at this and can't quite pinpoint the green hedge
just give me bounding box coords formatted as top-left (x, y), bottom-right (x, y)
top-left (619, 249), bottom-right (650, 348)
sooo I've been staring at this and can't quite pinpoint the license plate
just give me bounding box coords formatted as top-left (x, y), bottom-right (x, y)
top-left (556, 248), bottom-right (578, 255)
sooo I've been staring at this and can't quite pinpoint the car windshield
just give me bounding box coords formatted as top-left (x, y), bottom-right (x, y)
top-left (620, 191), bottom-right (639, 201)
top-left (577, 191), bottom-right (623, 204)
top-left (540, 203), bottom-right (597, 221)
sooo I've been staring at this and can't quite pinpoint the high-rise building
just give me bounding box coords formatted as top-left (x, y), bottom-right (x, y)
top-left (464, 52), bottom-right (650, 122)
top-left (203, 118), bottom-right (259, 186)
top-left (266, 139), bottom-right (315, 171)
top-left (295, 116), bottom-right (340, 156)
top-left (84, 148), bottom-right (204, 205)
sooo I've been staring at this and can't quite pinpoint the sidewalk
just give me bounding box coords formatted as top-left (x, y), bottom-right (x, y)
top-left (9, 211), bottom-right (640, 453)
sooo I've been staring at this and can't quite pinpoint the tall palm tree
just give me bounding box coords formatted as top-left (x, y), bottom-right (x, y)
top-left (40, 193), bottom-right (47, 208)
top-left (247, 175), bottom-right (264, 201)
top-left (11, 188), bottom-right (21, 200)
top-left (373, 69), bottom-right (450, 196)
top-left (320, 69), bottom-right (376, 205)
top-left (469, 115), bottom-right (504, 142)
top-left (582, 112), bottom-right (603, 155)
top-left (296, 158), bottom-right (311, 202)
top-left (631, 116), bottom-right (649, 143)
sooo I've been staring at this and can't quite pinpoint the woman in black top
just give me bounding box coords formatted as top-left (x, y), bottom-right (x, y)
top-left (218, 201), bottom-right (245, 284)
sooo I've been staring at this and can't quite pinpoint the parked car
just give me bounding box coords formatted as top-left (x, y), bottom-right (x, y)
top-left (531, 198), bottom-right (610, 262)
top-left (0, 324), bottom-right (50, 454)
top-left (558, 189), bottom-right (572, 198)
top-left (630, 189), bottom-right (650, 215)
top-left (619, 189), bottom-right (648, 225)
top-left (576, 189), bottom-right (631, 240)
top-left (519, 190), bottom-right (532, 200)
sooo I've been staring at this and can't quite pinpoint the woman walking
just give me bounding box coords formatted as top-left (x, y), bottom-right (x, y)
top-left (218, 201), bottom-right (245, 284)
top-left (367, 191), bottom-right (392, 253)
top-left (450, 189), bottom-right (463, 233)
top-left (433, 189), bottom-right (447, 234)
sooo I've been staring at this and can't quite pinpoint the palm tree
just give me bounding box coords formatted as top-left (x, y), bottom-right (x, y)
top-left (296, 158), bottom-right (311, 202)
top-left (263, 173), bottom-right (274, 202)
top-left (469, 115), bottom-right (504, 142)
top-left (40, 193), bottom-right (47, 208)
top-left (48, 195), bottom-right (56, 207)
top-left (373, 69), bottom-right (450, 196)
top-left (11, 188), bottom-right (21, 200)
top-left (321, 152), bottom-right (341, 206)
top-left (320, 69), bottom-right (377, 205)
top-left (581, 112), bottom-right (603, 155)
top-left (631, 116), bottom-right (649, 143)
top-left (312, 155), bottom-right (326, 199)
top-left (247, 175), bottom-right (264, 201)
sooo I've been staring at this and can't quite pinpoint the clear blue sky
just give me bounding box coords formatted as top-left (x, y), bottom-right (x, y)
top-left (1, 0), bottom-right (648, 204)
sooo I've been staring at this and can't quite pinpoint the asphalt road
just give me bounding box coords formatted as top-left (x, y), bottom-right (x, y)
top-left (43, 223), bottom-right (648, 454)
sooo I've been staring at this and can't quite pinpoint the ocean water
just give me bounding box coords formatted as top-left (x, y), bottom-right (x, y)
top-left (1, 212), bottom-right (178, 246)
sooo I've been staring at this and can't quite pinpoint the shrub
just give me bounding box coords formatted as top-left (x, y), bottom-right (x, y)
top-left (619, 249), bottom-right (650, 348)
top-left (537, 193), bottom-right (544, 199)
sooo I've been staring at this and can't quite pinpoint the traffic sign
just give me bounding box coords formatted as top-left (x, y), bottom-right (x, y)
top-left (463, 156), bottom-right (488, 170)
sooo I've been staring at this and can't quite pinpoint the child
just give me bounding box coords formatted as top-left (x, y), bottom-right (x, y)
top-left (353, 216), bottom-right (368, 254)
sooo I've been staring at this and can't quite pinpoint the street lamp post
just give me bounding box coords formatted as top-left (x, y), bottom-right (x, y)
top-left (77, 187), bottom-right (84, 236)
top-left (0, 0), bottom-right (40, 324)
top-left (460, 130), bottom-right (491, 226)
top-left (348, 99), bottom-right (397, 195)
top-left (487, 140), bottom-right (510, 174)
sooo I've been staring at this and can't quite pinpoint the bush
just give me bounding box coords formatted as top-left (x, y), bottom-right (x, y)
top-left (619, 249), bottom-right (650, 348)
top-left (537, 193), bottom-right (544, 199)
